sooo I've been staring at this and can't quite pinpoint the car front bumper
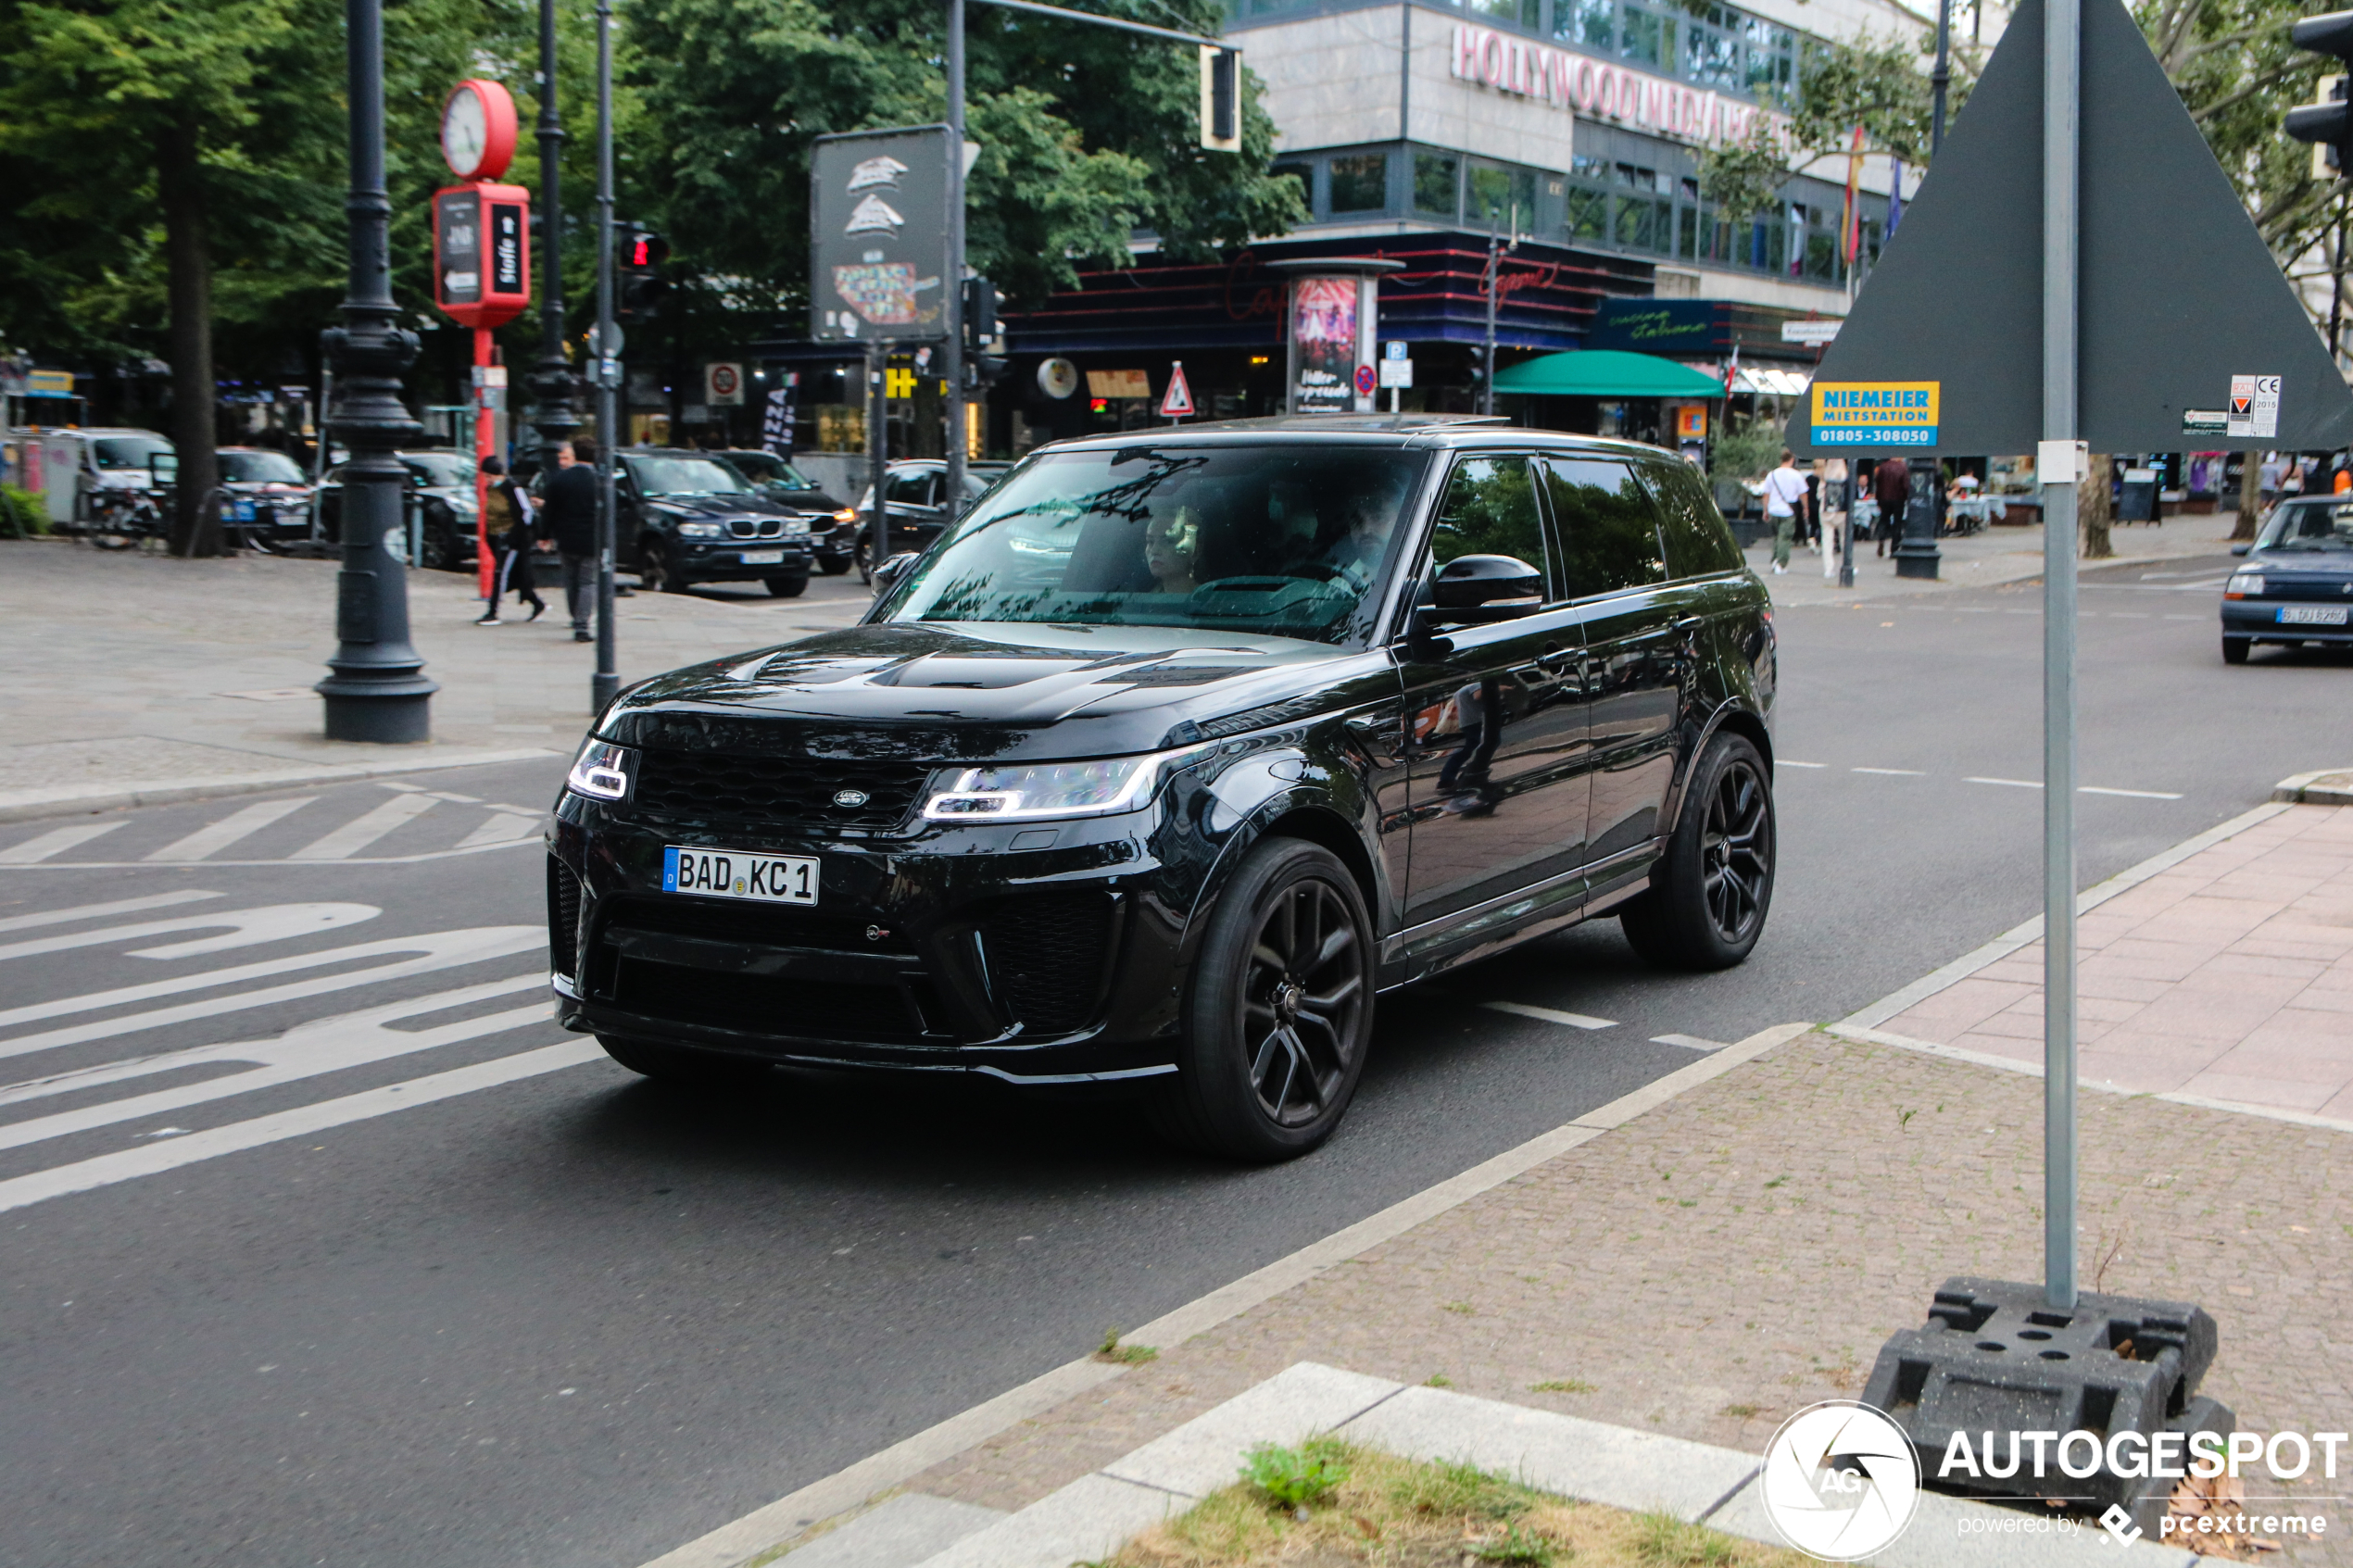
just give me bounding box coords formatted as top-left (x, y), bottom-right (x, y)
top-left (546, 790), bottom-right (1192, 1083)
top-left (2221, 599), bottom-right (2353, 644)
top-left (671, 541), bottom-right (813, 583)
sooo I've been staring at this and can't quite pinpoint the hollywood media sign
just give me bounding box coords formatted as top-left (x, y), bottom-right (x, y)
top-left (1450, 23), bottom-right (1787, 146)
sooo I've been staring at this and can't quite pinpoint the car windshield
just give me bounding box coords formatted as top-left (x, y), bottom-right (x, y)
top-left (629, 455), bottom-right (750, 496)
top-left (93, 435), bottom-right (171, 470)
top-left (2259, 501), bottom-right (2353, 551)
top-left (220, 451), bottom-right (307, 484)
top-left (877, 445), bottom-right (1428, 646)
top-left (403, 454), bottom-right (474, 489)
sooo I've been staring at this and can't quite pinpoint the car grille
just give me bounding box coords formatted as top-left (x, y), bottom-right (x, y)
top-left (982, 893), bottom-right (1114, 1035)
top-left (600, 895), bottom-right (914, 956)
top-left (548, 858), bottom-right (583, 978)
top-left (727, 518), bottom-right (787, 540)
top-left (2260, 577), bottom-right (2353, 602)
top-left (627, 751), bottom-right (932, 832)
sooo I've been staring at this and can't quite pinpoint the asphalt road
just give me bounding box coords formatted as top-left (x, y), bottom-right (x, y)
top-left (0, 550), bottom-right (2340, 1568)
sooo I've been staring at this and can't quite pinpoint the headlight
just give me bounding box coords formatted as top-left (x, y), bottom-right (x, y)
top-left (921, 746), bottom-right (1205, 822)
top-left (2225, 572), bottom-right (2264, 598)
top-left (832, 508), bottom-right (857, 524)
top-left (565, 739), bottom-right (635, 800)
top-left (676, 520), bottom-right (724, 538)
top-left (781, 519), bottom-right (811, 535)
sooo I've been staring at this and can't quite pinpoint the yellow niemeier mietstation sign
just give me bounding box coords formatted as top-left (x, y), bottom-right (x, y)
top-left (1810, 381), bottom-right (1939, 447)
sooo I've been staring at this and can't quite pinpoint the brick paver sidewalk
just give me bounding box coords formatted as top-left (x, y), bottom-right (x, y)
top-left (1868, 803), bottom-right (2353, 1122)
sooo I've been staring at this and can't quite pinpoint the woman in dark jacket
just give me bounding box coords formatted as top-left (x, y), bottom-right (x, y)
top-left (475, 456), bottom-right (547, 624)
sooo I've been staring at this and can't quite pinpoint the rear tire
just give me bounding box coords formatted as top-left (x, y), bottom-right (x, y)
top-left (2222, 635), bottom-right (2250, 665)
top-left (598, 1034), bottom-right (769, 1088)
top-left (764, 573), bottom-right (809, 597)
top-left (1619, 732), bottom-right (1776, 972)
top-left (854, 536), bottom-right (873, 585)
top-left (1147, 838), bottom-right (1374, 1162)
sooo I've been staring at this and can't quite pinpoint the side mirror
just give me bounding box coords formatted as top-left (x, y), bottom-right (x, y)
top-left (1429, 554), bottom-right (1543, 621)
top-left (2230, 542), bottom-right (2250, 557)
top-left (871, 551), bottom-right (920, 594)
top-left (148, 452), bottom-right (179, 483)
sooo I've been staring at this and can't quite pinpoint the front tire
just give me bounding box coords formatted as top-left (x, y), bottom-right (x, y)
top-left (641, 538), bottom-right (685, 594)
top-left (1149, 839), bottom-right (1374, 1162)
top-left (2222, 635), bottom-right (2250, 665)
top-left (1619, 732), bottom-right (1776, 971)
top-left (598, 1034), bottom-right (769, 1088)
top-left (764, 573), bottom-right (809, 597)
top-left (818, 553), bottom-right (852, 576)
top-left (854, 535), bottom-right (873, 585)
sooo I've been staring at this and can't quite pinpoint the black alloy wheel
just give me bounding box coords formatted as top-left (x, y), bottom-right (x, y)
top-left (640, 537), bottom-right (683, 594)
top-left (818, 551), bottom-right (852, 576)
top-left (1150, 838), bottom-right (1373, 1161)
top-left (1619, 732), bottom-right (1776, 971)
top-left (854, 535), bottom-right (873, 585)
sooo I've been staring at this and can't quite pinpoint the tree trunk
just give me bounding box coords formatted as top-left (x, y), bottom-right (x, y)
top-left (160, 119), bottom-right (221, 558)
top-left (2080, 453), bottom-right (2114, 559)
top-left (2231, 452), bottom-right (2262, 540)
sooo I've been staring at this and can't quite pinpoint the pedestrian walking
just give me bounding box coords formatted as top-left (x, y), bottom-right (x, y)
top-left (1818, 457), bottom-right (1848, 581)
top-left (1763, 449), bottom-right (1806, 574)
top-left (540, 439), bottom-right (601, 644)
top-left (1871, 454), bottom-right (1910, 558)
top-left (474, 456), bottom-right (546, 625)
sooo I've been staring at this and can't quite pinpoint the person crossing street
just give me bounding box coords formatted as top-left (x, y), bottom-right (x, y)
top-left (1763, 449), bottom-right (1807, 574)
top-left (473, 456), bottom-right (546, 625)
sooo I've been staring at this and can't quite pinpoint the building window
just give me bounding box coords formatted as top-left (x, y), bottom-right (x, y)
top-left (1617, 5), bottom-right (1673, 69)
top-left (1328, 152), bottom-right (1390, 214)
top-left (1414, 152), bottom-right (1461, 220)
top-left (1272, 159), bottom-right (1314, 217)
top-left (1563, 183), bottom-right (1609, 243)
top-left (1553, 0), bottom-right (1616, 51)
top-left (1466, 0), bottom-right (1539, 25)
top-left (1467, 160), bottom-right (1538, 231)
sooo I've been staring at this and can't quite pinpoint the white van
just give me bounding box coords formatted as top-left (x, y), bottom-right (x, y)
top-left (19, 427), bottom-right (174, 526)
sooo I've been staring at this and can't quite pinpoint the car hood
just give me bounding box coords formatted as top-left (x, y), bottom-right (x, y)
top-left (643, 493), bottom-right (790, 519)
top-left (2247, 548), bottom-right (2353, 573)
top-left (770, 486), bottom-right (844, 511)
top-left (599, 620), bottom-right (1394, 762)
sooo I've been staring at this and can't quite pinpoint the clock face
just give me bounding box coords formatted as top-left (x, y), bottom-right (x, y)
top-left (442, 88), bottom-right (489, 178)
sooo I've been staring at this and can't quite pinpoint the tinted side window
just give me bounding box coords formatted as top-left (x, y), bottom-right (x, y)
top-left (1540, 458), bottom-right (1667, 597)
top-left (1641, 458), bottom-right (1745, 578)
top-left (887, 470), bottom-right (935, 507)
top-left (1427, 456), bottom-right (1548, 592)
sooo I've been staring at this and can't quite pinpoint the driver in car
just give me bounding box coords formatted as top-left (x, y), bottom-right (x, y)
top-left (1143, 507), bottom-right (1202, 595)
top-left (1323, 480), bottom-right (1404, 591)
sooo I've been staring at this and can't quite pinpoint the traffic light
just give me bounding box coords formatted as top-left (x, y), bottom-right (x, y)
top-left (1466, 342), bottom-right (1490, 387)
top-left (963, 276), bottom-right (998, 351)
top-left (2286, 12), bottom-right (2353, 179)
top-left (616, 223), bottom-right (670, 321)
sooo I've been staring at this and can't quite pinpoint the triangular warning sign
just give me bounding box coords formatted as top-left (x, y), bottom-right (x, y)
top-left (1789, 0), bottom-right (2353, 455)
top-left (1160, 361), bottom-right (1196, 420)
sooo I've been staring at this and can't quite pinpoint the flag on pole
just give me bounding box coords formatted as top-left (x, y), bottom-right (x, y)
top-left (1722, 340), bottom-right (1740, 397)
top-left (1843, 125), bottom-right (1865, 265)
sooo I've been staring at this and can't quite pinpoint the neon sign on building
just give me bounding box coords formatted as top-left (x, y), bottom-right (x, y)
top-left (1450, 23), bottom-right (1789, 147)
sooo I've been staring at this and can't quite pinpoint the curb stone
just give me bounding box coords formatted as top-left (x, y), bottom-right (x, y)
top-left (2271, 767), bottom-right (2353, 806)
top-left (632, 1023), bottom-right (1817, 1568)
top-left (0, 746), bottom-right (559, 825)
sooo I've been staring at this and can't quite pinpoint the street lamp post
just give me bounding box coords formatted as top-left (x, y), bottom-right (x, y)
top-left (528, 0), bottom-right (581, 472)
top-left (1931, 0), bottom-right (1954, 155)
top-left (592, 0), bottom-right (620, 715)
top-left (943, 0), bottom-right (967, 512)
top-left (316, 0), bottom-right (436, 742)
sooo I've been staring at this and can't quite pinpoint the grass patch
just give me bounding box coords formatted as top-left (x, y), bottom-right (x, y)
top-left (1529, 1379), bottom-right (1595, 1395)
top-left (1095, 1328), bottom-right (1159, 1365)
top-left (1098, 1441), bottom-right (1810, 1568)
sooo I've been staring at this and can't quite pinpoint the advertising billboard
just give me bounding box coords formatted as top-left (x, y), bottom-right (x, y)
top-left (809, 126), bottom-right (952, 345)
top-left (1289, 275), bottom-right (1378, 413)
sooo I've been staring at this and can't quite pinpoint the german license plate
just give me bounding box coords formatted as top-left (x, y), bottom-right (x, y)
top-left (662, 846), bottom-right (818, 904)
top-left (2278, 605), bottom-right (2349, 625)
top-left (739, 549), bottom-right (785, 566)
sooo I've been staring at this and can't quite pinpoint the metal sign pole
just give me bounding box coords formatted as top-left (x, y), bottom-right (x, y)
top-left (591, 0), bottom-right (619, 716)
top-left (944, 0), bottom-right (967, 512)
top-left (2041, 0), bottom-right (2082, 1312)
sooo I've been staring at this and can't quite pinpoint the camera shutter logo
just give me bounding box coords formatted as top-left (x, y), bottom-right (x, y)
top-left (1758, 1401), bottom-right (1920, 1561)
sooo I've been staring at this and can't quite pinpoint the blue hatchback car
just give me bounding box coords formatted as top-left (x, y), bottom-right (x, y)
top-left (2223, 497), bottom-right (2353, 663)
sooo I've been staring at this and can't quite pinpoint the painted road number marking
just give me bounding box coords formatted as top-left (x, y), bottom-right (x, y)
top-left (663, 847), bottom-right (819, 905)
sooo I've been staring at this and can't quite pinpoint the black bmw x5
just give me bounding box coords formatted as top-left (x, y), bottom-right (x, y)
top-left (547, 418), bottom-right (1778, 1160)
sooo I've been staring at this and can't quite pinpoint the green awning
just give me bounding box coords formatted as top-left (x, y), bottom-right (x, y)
top-left (1492, 349), bottom-right (1726, 399)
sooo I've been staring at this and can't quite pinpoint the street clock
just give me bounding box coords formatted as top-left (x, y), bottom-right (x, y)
top-left (440, 80), bottom-right (519, 182)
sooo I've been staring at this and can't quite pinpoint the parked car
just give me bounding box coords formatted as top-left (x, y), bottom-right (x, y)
top-left (711, 449), bottom-right (857, 574)
top-left (548, 417), bottom-right (1778, 1160)
top-left (317, 449), bottom-right (483, 571)
top-left (852, 458), bottom-right (1009, 583)
top-left (2222, 496), bottom-right (2353, 662)
top-left (215, 445), bottom-right (318, 549)
top-left (617, 447), bottom-right (813, 596)
top-left (19, 427), bottom-right (172, 530)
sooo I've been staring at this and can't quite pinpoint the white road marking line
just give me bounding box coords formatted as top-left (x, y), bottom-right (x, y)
top-left (2106, 612), bottom-right (2150, 619)
top-left (287, 793), bottom-right (435, 860)
top-left (0, 976), bottom-right (548, 1149)
top-left (0, 904), bottom-right (376, 965)
top-left (0, 836), bottom-right (542, 872)
top-left (0, 1039), bottom-right (604, 1215)
top-left (1966, 776), bottom-right (2044, 788)
top-left (2162, 614), bottom-right (2201, 621)
top-left (0, 822), bottom-right (125, 864)
top-left (144, 797), bottom-right (316, 863)
top-left (2080, 785), bottom-right (2184, 799)
top-left (457, 811), bottom-right (542, 849)
top-left (0, 891), bottom-right (220, 934)
top-left (1852, 767), bottom-right (1927, 776)
top-left (1480, 1000), bottom-right (1617, 1030)
top-left (1778, 761), bottom-right (1827, 769)
top-left (1650, 1033), bottom-right (1726, 1052)
top-left (0, 926), bottom-right (542, 1057)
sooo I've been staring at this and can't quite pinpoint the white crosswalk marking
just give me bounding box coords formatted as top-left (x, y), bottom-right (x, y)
top-left (144, 797), bottom-right (315, 862)
top-left (458, 811), bottom-right (542, 849)
top-left (0, 822), bottom-right (124, 863)
top-left (1481, 1000), bottom-right (1617, 1030)
top-left (288, 792), bottom-right (436, 859)
top-left (0, 903), bottom-right (376, 965)
top-left (0, 890), bottom-right (221, 933)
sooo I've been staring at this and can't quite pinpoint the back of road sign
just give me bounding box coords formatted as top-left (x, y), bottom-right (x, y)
top-left (1788, 0), bottom-right (2353, 456)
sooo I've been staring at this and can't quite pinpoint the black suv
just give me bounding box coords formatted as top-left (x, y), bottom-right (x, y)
top-left (548, 420), bottom-right (1777, 1160)
top-left (712, 450), bottom-right (859, 574)
top-left (617, 448), bottom-right (814, 596)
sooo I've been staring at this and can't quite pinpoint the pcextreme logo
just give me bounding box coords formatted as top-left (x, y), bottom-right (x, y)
top-left (1759, 1401), bottom-right (1921, 1561)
